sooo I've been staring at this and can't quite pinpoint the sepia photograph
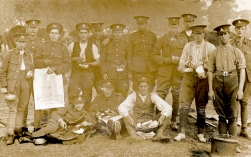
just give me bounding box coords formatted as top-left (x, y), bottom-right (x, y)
top-left (0, 0), bottom-right (251, 156)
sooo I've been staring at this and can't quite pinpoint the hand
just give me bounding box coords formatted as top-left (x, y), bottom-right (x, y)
top-left (172, 56), bottom-right (180, 64)
top-left (236, 89), bottom-right (244, 101)
top-left (208, 89), bottom-right (215, 101)
top-left (58, 119), bottom-right (67, 129)
top-left (47, 67), bottom-right (56, 74)
top-left (158, 115), bottom-right (166, 126)
top-left (26, 71), bottom-right (33, 79)
top-left (72, 57), bottom-right (83, 64)
top-left (164, 57), bottom-right (172, 64)
top-left (103, 73), bottom-right (109, 80)
top-left (44, 59), bottom-right (52, 66)
top-left (0, 87), bottom-right (8, 94)
top-left (126, 115), bottom-right (135, 127)
top-left (102, 38), bottom-right (110, 46)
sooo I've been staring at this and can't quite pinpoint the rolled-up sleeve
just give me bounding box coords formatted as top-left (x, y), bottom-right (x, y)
top-left (92, 44), bottom-right (100, 60)
top-left (235, 48), bottom-right (246, 69)
top-left (151, 93), bottom-right (172, 117)
top-left (207, 49), bottom-right (216, 73)
top-left (118, 93), bottom-right (136, 117)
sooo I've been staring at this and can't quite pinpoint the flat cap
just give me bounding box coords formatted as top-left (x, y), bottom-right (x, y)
top-left (167, 17), bottom-right (181, 25)
top-left (46, 23), bottom-right (63, 33)
top-left (99, 79), bottom-right (116, 88)
top-left (181, 14), bottom-right (197, 21)
top-left (134, 16), bottom-right (149, 23)
top-left (110, 24), bottom-right (126, 31)
top-left (213, 24), bottom-right (231, 33)
top-left (90, 22), bottom-right (104, 30)
top-left (232, 19), bottom-right (249, 27)
top-left (13, 33), bottom-right (29, 42)
top-left (76, 23), bottom-right (92, 31)
top-left (71, 96), bottom-right (86, 103)
top-left (25, 20), bottom-right (41, 27)
top-left (136, 75), bottom-right (152, 84)
top-left (190, 25), bottom-right (207, 34)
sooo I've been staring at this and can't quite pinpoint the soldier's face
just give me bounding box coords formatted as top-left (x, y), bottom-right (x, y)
top-left (218, 32), bottom-right (230, 44)
top-left (136, 22), bottom-right (147, 31)
top-left (168, 24), bottom-right (179, 32)
top-left (78, 29), bottom-right (89, 41)
top-left (27, 26), bottom-right (38, 36)
top-left (138, 82), bottom-right (149, 96)
top-left (102, 87), bottom-right (114, 97)
top-left (193, 32), bottom-right (205, 42)
top-left (93, 30), bottom-right (102, 39)
top-left (15, 40), bottom-right (27, 50)
top-left (49, 29), bottom-right (60, 42)
top-left (235, 26), bottom-right (246, 37)
top-left (74, 102), bottom-right (85, 111)
top-left (113, 30), bottom-right (123, 40)
top-left (183, 20), bottom-right (194, 29)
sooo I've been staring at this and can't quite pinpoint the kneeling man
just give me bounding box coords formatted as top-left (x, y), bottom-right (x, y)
top-left (118, 75), bottom-right (172, 143)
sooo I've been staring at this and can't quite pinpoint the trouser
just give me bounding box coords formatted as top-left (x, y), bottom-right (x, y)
top-left (179, 73), bottom-right (208, 134)
top-left (132, 70), bottom-right (156, 92)
top-left (115, 79), bottom-right (129, 98)
top-left (6, 71), bottom-right (31, 135)
top-left (68, 71), bottom-right (93, 110)
top-left (157, 74), bottom-right (182, 122)
top-left (33, 118), bottom-right (59, 136)
top-left (239, 79), bottom-right (251, 129)
top-left (213, 74), bottom-right (239, 137)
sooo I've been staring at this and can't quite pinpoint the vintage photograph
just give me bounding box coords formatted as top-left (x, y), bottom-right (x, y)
top-left (0, 0), bottom-right (251, 156)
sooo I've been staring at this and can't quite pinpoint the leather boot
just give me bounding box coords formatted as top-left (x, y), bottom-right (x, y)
top-left (6, 134), bottom-right (15, 145)
top-left (239, 128), bottom-right (251, 140)
top-left (152, 129), bottom-right (170, 143)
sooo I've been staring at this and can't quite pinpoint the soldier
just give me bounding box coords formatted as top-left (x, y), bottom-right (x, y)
top-left (231, 19), bottom-right (251, 140)
top-left (180, 14), bottom-right (197, 42)
top-left (174, 25), bottom-right (216, 142)
top-left (208, 24), bottom-right (246, 140)
top-left (150, 17), bottom-right (187, 130)
top-left (101, 24), bottom-right (129, 97)
top-left (67, 23), bottom-right (100, 109)
top-left (118, 75), bottom-right (172, 144)
top-left (88, 80), bottom-right (125, 140)
top-left (32, 96), bottom-right (95, 144)
top-left (34, 23), bottom-right (71, 131)
top-left (0, 33), bottom-right (34, 145)
top-left (127, 16), bottom-right (158, 91)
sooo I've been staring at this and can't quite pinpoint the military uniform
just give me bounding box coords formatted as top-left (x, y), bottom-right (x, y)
top-left (180, 30), bottom-right (194, 42)
top-left (127, 16), bottom-right (157, 90)
top-left (151, 17), bottom-right (187, 124)
top-left (180, 14), bottom-right (197, 42)
top-left (0, 33), bottom-right (34, 144)
top-left (208, 24), bottom-right (246, 137)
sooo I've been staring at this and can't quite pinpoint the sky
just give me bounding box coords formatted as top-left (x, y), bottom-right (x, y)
top-left (205, 0), bottom-right (251, 11)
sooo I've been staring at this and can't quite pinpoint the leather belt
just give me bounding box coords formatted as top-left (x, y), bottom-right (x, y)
top-left (215, 70), bottom-right (237, 76)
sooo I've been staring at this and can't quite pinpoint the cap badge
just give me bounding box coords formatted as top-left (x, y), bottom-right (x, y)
top-left (32, 21), bottom-right (35, 24)
top-left (116, 25), bottom-right (119, 28)
top-left (220, 28), bottom-right (224, 31)
top-left (139, 17), bottom-right (142, 20)
top-left (187, 15), bottom-right (190, 18)
top-left (21, 35), bottom-right (24, 38)
top-left (78, 97), bottom-right (81, 100)
top-left (238, 20), bottom-right (241, 24)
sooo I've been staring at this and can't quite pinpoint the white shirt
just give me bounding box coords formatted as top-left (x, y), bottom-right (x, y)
top-left (118, 92), bottom-right (172, 118)
top-left (20, 50), bottom-right (26, 70)
top-left (68, 42), bottom-right (100, 62)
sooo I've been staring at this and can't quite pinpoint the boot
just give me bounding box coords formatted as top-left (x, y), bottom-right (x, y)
top-left (6, 134), bottom-right (15, 145)
top-left (106, 120), bottom-right (122, 140)
top-left (170, 121), bottom-right (178, 131)
top-left (152, 129), bottom-right (170, 143)
top-left (239, 128), bottom-right (251, 141)
top-left (22, 127), bottom-right (31, 136)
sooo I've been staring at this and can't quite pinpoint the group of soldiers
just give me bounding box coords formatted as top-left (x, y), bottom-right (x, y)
top-left (0, 13), bottom-right (251, 150)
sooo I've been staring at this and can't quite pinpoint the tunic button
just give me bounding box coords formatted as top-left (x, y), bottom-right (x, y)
top-left (143, 40), bottom-right (145, 41)
top-left (32, 41), bottom-right (34, 43)
top-left (14, 77), bottom-right (17, 78)
top-left (144, 46), bottom-right (146, 47)
top-left (32, 47), bottom-right (34, 48)
top-left (116, 49), bottom-right (118, 51)
top-left (116, 54), bottom-right (118, 56)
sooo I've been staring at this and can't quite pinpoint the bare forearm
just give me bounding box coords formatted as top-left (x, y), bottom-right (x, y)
top-left (238, 68), bottom-right (245, 91)
top-left (208, 71), bottom-right (214, 91)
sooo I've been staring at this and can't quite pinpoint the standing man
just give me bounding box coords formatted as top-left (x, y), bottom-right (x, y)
top-left (0, 33), bottom-right (34, 145)
top-left (151, 17), bottom-right (187, 130)
top-left (127, 16), bottom-right (158, 91)
top-left (231, 19), bottom-right (251, 140)
top-left (174, 25), bottom-right (216, 142)
top-left (34, 23), bottom-right (71, 131)
top-left (180, 14), bottom-right (197, 42)
top-left (68, 23), bottom-right (100, 109)
top-left (118, 75), bottom-right (172, 143)
top-left (208, 24), bottom-right (246, 139)
top-left (101, 24), bottom-right (129, 97)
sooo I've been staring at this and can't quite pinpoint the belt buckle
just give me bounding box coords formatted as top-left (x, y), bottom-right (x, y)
top-left (223, 71), bottom-right (228, 76)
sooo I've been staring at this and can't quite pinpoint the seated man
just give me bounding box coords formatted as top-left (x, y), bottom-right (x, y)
top-left (118, 75), bottom-right (172, 143)
top-left (88, 80), bottom-right (125, 140)
top-left (32, 96), bottom-right (95, 145)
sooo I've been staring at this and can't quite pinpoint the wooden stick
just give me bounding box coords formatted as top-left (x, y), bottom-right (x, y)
top-left (189, 114), bottom-right (217, 128)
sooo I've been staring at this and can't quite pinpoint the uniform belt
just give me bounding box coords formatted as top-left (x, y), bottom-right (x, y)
top-left (215, 70), bottom-right (237, 76)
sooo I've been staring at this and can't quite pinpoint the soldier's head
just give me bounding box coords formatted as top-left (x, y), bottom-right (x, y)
top-left (72, 96), bottom-right (86, 111)
top-left (167, 17), bottom-right (180, 32)
top-left (134, 16), bottom-right (149, 32)
top-left (181, 14), bottom-right (197, 30)
top-left (136, 75), bottom-right (152, 96)
top-left (91, 22), bottom-right (103, 39)
top-left (25, 19), bottom-right (40, 37)
top-left (46, 23), bottom-right (63, 42)
top-left (110, 24), bottom-right (126, 41)
top-left (14, 33), bottom-right (29, 50)
top-left (76, 23), bottom-right (91, 42)
top-left (232, 19), bottom-right (249, 37)
top-left (190, 25), bottom-right (206, 43)
top-left (214, 24), bottom-right (231, 45)
top-left (100, 80), bottom-right (116, 97)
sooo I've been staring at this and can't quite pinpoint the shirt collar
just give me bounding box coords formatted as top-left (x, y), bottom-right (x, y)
top-left (15, 48), bottom-right (27, 55)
